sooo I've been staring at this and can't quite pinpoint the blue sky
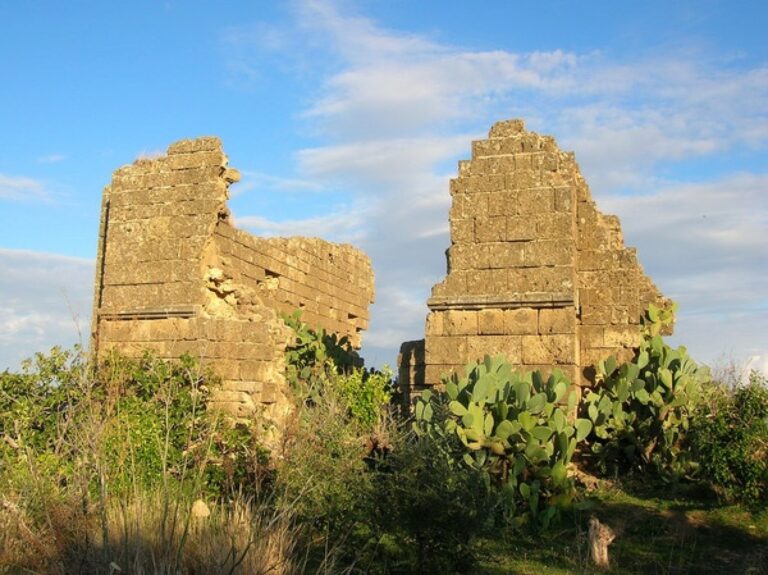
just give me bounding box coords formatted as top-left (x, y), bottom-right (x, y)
top-left (1, 0), bottom-right (766, 377)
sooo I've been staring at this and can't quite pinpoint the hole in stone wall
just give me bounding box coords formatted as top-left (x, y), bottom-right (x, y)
top-left (265, 269), bottom-right (280, 278)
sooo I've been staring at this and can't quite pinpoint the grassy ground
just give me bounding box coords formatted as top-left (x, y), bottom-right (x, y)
top-left (475, 478), bottom-right (768, 575)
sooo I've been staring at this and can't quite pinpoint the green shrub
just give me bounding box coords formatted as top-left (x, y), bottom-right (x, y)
top-left (583, 303), bottom-right (710, 475)
top-left (98, 353), bottom-right (207, 492)
top-left (367, 432), bottom-right (495, 575)
top-left (202, 420), bottom-right (272, 497)
top-left (283, 311), bottom-right (394, 431)
top-left (689, 371), bottom-right (768, 504)
top-left (0, 346), bottom-right (352, 574)
top-left (283, 311), bottom-right (359, 394)
top-left (0, 346), bottom-right (86, 460)
top-left (414, 355), bottom-right (591, 529)
top-left (335, 366), bottom-right (393, 429)
top-left (278, 390), bottom-right (493, 575)
top-left (0, 347), bottom-right (270, 503)
top-left (276, 382), bottom-right (374, 534)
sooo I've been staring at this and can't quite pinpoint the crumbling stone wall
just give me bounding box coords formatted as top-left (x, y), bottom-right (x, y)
top-left (91, 137), bottom-right (374, 433)
top-left (400, 120), bottom-right (667, 395)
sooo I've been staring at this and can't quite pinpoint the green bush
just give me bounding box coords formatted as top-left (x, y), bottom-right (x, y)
top-left (335, 366), bottom-right (393, 429)
top-left (689, 371), bottom-right (768, 504)
top-left (98, 352), bottom-right (213, 494)
top-left (0, 346), bottom-right (351, 574)
top-left (278, 384), bottom-right (493, 575)
top-left (414, 355), bottom-right (591, 529)
top-left (582, 304), bottom-right (710, 475)
top-left (276, 381), bottom-right (374, 535)
top-left (278, 314), bottom-right (378, 544)
top-left (281, 313), bottom-right (495, 572)
top-left (283, 311), bottom-right (394, 431)
top-left (283, 310), bottom-right (359, 394)
top-left (0, 346), bottom-right (86, 460)
top-left (0, 347), bottom-right (268, 503)
top-left (367, 432), bottom-right (495, 575)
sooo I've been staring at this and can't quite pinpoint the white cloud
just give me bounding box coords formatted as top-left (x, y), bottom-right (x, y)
top-left (598, 174), bottom-right (768, 375)
top-left (234, 170), bottom-right (324, 197)
top-left (0, 174), bottom-right (50, 201)
top-left (135, 149), bottom-right (165, 161)
top-left (235, 207), bottom-right (368, 244)
top-left (37, 153), bottom-right (66, 164)
top-left (667, 310), bottom-right (768, 379)
top-left (601, 173), bottom-right (768, 287)
top-left (223, 0), bottom-right (768, 370)
top-left (743, 355), bottom-right (768, 380)
top-left (297, 135), bottom-right (469, 188)
top-left (0, 249), bottom-right (94, 371)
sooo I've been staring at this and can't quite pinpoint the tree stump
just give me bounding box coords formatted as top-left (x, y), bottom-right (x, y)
top-left (588, 515), bottom-right (616, 569)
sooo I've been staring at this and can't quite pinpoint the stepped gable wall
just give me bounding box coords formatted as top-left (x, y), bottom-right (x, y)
top-left (399, 119), bottom-right (668, 395)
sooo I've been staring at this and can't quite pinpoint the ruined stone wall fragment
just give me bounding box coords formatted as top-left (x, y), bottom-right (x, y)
top-left (401, 119), bottom-right (668, 393)
top-left (91, 137), bottom-right (375, 440)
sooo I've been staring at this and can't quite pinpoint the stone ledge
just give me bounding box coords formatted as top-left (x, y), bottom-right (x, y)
top-left (427, 293), bottom-right (573, 311)
top-left (97, 305), bottom-right (199, 320)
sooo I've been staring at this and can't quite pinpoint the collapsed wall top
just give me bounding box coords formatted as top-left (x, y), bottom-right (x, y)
top-left (400, 119), bottom-right (668, 393)
top-left (91, 137), bottom-right (375, 427)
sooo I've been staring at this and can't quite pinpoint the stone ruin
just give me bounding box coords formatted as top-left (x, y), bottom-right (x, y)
top-left (90, 119), bottom-right (669, 430)
top-left (90, 137), bottom-right (374, 435)
top-left (399, 119), bottom-right (669, 400)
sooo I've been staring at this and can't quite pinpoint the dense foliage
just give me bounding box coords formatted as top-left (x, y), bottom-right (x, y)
top-left (0, 346), bottom-right (272, 499)
top-left (582, 304), bottom-right (711, 475)
top-left (2, 303), bottom-right (766, 574)
top-left (369, 433), bottom-right (494, 574)
top-left (0, 348), bottom-right (295, 574)
top-left (283, 311), bottom-right (393, 430)
top-left (280, 316), bottom-right (492, 573)
top-left (689, 370), bottom-right (768, 504)
top-left (415, 356), bottom-right (592, 529)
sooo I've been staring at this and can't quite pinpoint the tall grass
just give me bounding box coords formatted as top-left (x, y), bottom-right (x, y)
top-left (0, 348), bottom-right (351, 574)
top-left (0, 487), bottom-right (355, 574)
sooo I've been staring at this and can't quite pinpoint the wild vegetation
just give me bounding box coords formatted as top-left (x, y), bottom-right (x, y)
top-left (582, 304), bottom-right (711, 475)
top-left (1, 306), bottom-right (766, 574)
top-left (414, 359), bottom-right (592, 529)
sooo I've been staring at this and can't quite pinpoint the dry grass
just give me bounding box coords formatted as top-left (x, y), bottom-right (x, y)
top-left (0, 489), bottom-right (349, 575)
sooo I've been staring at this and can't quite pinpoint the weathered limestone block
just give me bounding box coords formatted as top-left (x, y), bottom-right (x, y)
top-left (478, 309), bottom-right (506, 335)
top-left (91, 137), bottom-right (375, 447)
top-left (442, 310), bottom-right (478, 336)
top-left (505, 308), bottom-right (539, 334)
top-left (467, 335), bottom-right (522, 364)
top-left (402, 119), bottom-right (669, 395)
top-left (539, 308), bottom-right (576, 335)
top-left (521, 334), bottom-right (576, 365)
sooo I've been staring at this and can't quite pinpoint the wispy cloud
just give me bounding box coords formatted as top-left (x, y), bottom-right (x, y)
top-left (0, 249), bottom-right (94, 370)
top-left (235, 204), bottom-right (368, 244)
top-left (223, 0), bottom-right (768, 371)
top-left (135, 149), bottom-right (165, 161)
top-left (37, 153), bottom-right (66, 164)
top-left (601, 173), bottom-right (768, 368)
top-left (0, 174), bottom-right (50, 202)
top-left (234, 170), bottom-right (325, 197)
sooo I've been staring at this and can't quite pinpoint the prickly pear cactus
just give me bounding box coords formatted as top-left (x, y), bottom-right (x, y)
top-left (583, 303), bottom-right (710, 473)
top-left (415, 355), bottom-right (592, 528)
